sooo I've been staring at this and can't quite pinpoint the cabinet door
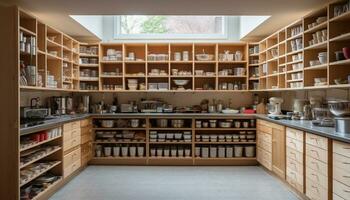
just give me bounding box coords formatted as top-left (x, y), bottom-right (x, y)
top-left (272, 127), bottom-right (286, 179)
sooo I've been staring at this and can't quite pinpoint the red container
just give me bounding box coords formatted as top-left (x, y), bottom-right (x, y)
top-left (342, 47), bottom-right (350, 59)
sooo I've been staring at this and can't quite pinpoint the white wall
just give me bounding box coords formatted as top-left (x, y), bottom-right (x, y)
top-left (240, 16), bottom-right (270, 39)
top-left (71, 15), bottom-right (104, 39)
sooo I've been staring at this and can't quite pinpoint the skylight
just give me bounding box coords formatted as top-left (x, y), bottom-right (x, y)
top-left (70, 15), bottom-right (270, 41)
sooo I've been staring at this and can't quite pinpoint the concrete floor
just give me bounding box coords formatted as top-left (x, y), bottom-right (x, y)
top-left (50, 166), bottom-right (299, 200)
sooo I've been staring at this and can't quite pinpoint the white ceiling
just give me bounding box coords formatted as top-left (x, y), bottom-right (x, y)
top-left (1, 0), bottom-right (330, 41)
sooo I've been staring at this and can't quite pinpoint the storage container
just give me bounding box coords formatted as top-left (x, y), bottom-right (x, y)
top-left (185, 148), bottom-right (191, 157)
top-left (121, 146), bottom-right (129, 157)
top-left (171, 148), bottom-right (177, 157)
top-left (150, 148), bottom-right (156, 157)
top-left (129, 146), bottom-right (136, 157)
top-left (104, 147), bottom-right (112, 157)
top-left (113, 146), bottom-right (120, 157)
top-left (195, 147), bottom-right (201, 157)
top-left (178, 148), bottom-right (184, 157)
top-left (164, 148), bottom-right (170, 157)
top-left (234, 146), bottom-right (243, 157)
top-left (210, 146), bottom-right (217, 158)
top-left (137, 146), bottom-right (144, 157)
top-left (157, 148), bottom-right (163, 157)
top-left (218, 146), bottom-right (226, 158)
top-left (201, 147), bottom-right (209, 158)
top-left (226, 146), bottom-right (234, 157)
top-left (245, 146), bottom-right (255, 157)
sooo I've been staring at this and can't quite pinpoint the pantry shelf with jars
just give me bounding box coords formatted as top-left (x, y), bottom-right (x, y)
top-left (89, 116), bottom-right (257, 165)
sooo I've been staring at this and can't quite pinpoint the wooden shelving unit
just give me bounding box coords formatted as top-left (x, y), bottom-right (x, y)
top-left (90, 116), bottom-right (257, 165)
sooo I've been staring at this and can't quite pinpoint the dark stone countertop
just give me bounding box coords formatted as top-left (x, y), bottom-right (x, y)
top-left (20, 113), bottom-right (350, 143)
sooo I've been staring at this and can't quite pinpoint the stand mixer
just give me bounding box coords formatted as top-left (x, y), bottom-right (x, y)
top-left (267, 97), bottom-right (284, 118)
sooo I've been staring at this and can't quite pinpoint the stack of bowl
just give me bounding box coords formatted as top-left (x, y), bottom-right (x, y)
top-left (127, 79), bottom-right (138, 90)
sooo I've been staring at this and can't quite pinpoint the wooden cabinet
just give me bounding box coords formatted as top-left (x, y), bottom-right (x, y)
top-left (63, 147), bottom-right (81, 178)
top-left (286, 127), bottom-right (304, 193)
top-left (63, 120), bottom-right (82, 178)
top-left (80, 119), bottom-right (92, 166)
top-left (272, 124), bottom-right (286, 179)
top-left (257, 119), bottom-right (285, 178)
top-left (333, 141), bottom-right (350, 200)
top-left (305, 132), bottom-right (330, 200)
top-left (257, 120), bottom-right (273, 170)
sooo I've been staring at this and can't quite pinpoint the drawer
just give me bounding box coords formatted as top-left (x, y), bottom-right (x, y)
top-left (287, 147), bottom-right (303, 164)
top-left (64, 147), bottom-right (81, 168)
top-left (81, 133), bottom-right (92, 145)
top-left (306, 144), bottom-right (328, 164)
top-left (80, 119), bottom-right (91, 128)
top-left (286, 174), bottom-right (303, 193)
top-left (334, 180), bottom-right (350, 200)
top-left (334, 193), bottom-right (347, 200)
top-left (286, 137), bottom-right (303, 153)
top-left (286, 157), bottom-right (303, 175)
top-left (334, 153), bottom-right (350, 174)
top-left (63, 136), bottom-right (81, 152)
top-left (64, 159), bottom-right (81, 178)
top-left (63, 128), bottom-right (81, 140)
top-left (334, 141), bottom-right (350, 159)
top-left (306, 155), bottom-right (328, 176)
top-left (81, 126), bottom-right (92, 135)
top-left (261, 140), bottom-right (272, 153)
top-left (306, 178), bottom-right (328, 200)
top-left (286, 127), bottom-right (303, 142)
top-left (306, 166), bottom-right (328, 189)
top-left (257, 147), bottom-right (271, 162)
top-left (334, 166), bottom-right (350, 187)
top-left (286, 167), bottom-right (303, 186)
top-left (63, 121), bottom-right (81, 132)
top-left (306, 133), bottom-right (328, 150)
top-left (258, 124), bottom-right (272, 134)
top-left (261, 158), bottom-right (272, 170)
top-left (63, 128), bottom-right (81, 142)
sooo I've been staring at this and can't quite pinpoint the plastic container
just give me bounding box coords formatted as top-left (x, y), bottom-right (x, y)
top-left (137, 146), bottom-right (144, 157)
top-left (234, 146), bottom-right (243, 157)
top-left (171, 148), bottom-right (177, 157)
top-left (164, 148), bottom-right (170, 157)
top-left (104, 147), bottom-right (112, 157)
top-left (185, 149), bottom-right (191, 157)
top-left (218, 146), bottom-right (226, 158)
top-left (157, 148), bottom-right (163, 157)
top-left (177, 148), bottom-right (184, 157)
top-left (129, 146), bottom-right (136, 157)
top-left (195, 147), bottom-right (201, 157)
top-left (245, 146), bottom-right (256, 157)
top-left (121, 146), bottom-right (129, 157)
top-left (150, 148), bottom-right (156, 157)
top-left (113, 146), bottom-right (120, 157)
top-left (210, 146), bottom-right (217, 158)
top-left (201, 147), bottom-right (209, 158)
top-left (226, 146), bottom-right (234, 158)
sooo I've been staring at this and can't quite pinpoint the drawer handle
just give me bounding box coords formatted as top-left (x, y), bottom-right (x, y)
top-left (311, 173), bottom-right (319, 180)
top-left (342, 162), bottom-right (350, 165)
top-left (311, 186), bottom-right (319, 193)
top-left (344, 190), bottom-right (350, 193)
top-left (342, 147), bottom-right (350, 150)
top-left (311, 161), bottom-right (319, 169)
top-left (310, 149), bottom-right (319, 156)
top-left (343, 176), bottom-right (350, 178)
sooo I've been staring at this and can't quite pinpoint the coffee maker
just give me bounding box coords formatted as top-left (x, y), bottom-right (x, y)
top-left (49, 96), bottom-right (66, 115)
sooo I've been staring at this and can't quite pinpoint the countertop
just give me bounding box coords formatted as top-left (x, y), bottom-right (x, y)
top-left (20, 113), bottom-right (350, 143)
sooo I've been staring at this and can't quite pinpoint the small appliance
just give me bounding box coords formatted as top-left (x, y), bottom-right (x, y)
top-left (267, 97), bottom-right (284, 118)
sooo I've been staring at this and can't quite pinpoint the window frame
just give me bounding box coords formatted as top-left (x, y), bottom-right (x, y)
top-left (113, 16), bottom-right (228, 40)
